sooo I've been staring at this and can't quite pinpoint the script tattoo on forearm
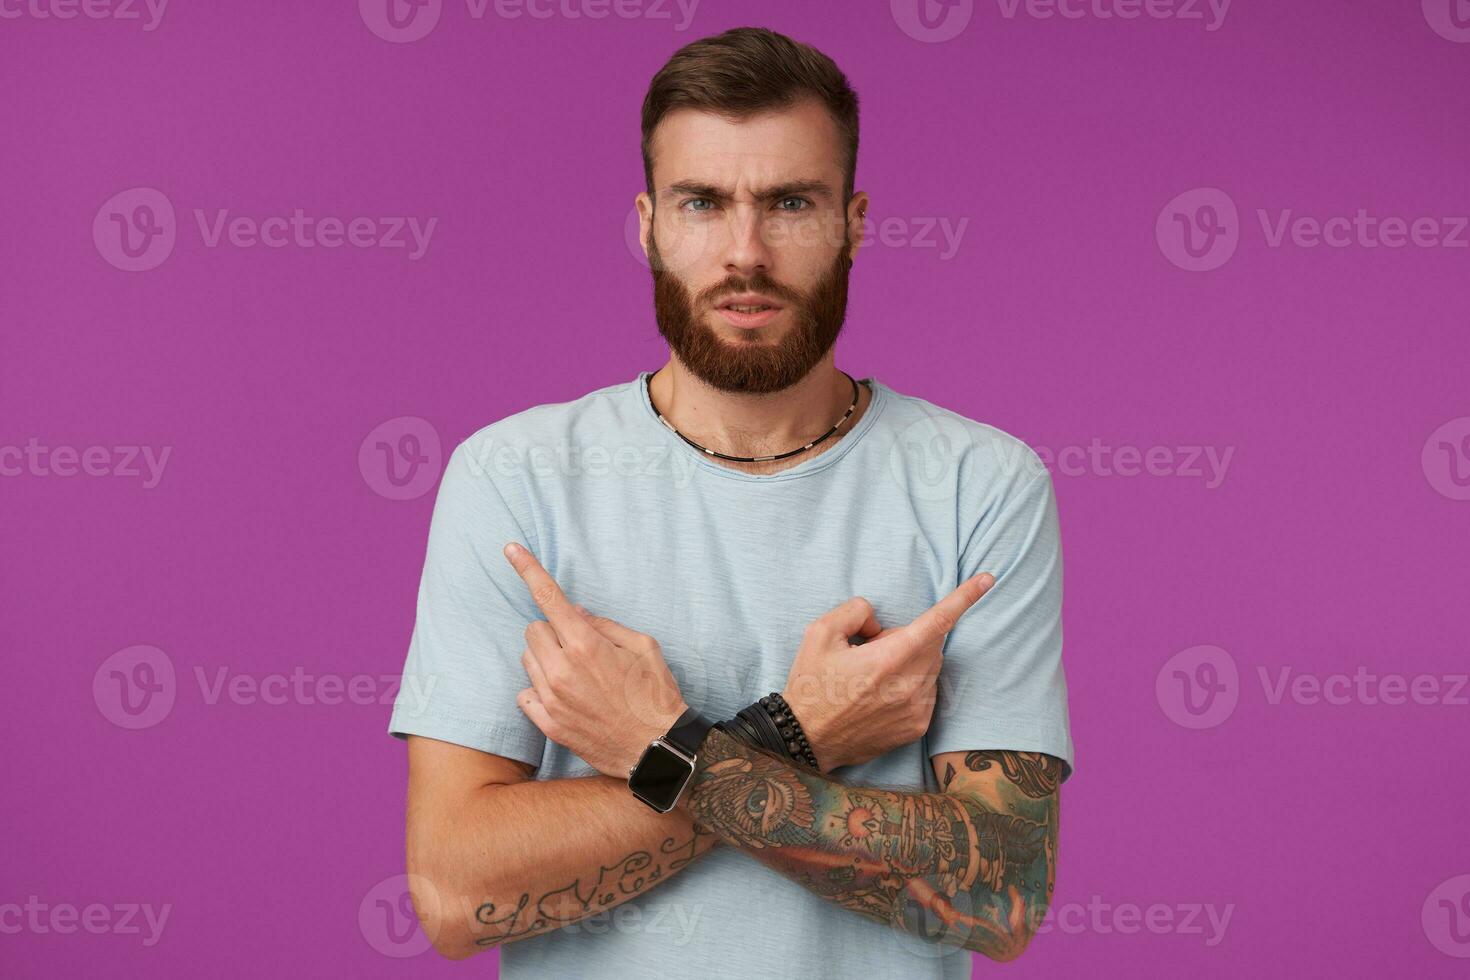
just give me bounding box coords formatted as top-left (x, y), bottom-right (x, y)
top-left (472, 825), bottom-right (718, 947)
top-left (684, 728), bottom-right (1060, 960)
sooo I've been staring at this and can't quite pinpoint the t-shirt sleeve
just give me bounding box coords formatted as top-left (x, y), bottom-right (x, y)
top-left (925, 462), bottom-right (1075, 781)
top-left (387, 439), bottom-right (547, 768)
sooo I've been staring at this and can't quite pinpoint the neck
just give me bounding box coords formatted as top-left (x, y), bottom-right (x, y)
top-left (648, 357), bottom-right (871, 469)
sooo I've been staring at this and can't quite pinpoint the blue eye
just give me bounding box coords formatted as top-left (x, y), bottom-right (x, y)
top-left (776, 197), bottom-right (811, 212)
top-left (682, 198), bottom-right (716, 213)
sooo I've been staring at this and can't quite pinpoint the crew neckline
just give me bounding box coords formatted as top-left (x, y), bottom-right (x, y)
top-left (635, 370), bottom-right (889, 482)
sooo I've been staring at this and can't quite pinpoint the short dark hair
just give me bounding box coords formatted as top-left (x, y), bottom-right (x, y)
top-left (640, 26), bottom-right (860, 204)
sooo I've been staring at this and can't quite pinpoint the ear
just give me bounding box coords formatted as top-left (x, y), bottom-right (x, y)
top-left (635, 191), bottom-right (655, 261)
top-left (845, 190), bottom-right (869, 264)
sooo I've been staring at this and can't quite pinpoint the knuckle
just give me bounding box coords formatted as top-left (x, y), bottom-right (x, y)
top-left (531, 583), bottom-right (560, 608)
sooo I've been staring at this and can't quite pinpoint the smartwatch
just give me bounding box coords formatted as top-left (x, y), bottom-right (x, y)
top-left (628, 707), bottom-right (714, 813)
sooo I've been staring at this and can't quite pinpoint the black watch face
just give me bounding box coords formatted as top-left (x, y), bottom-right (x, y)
top-left (629, 741), bottom-right (694, 812)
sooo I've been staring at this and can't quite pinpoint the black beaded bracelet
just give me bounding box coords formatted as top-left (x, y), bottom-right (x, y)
top-left (760, 692), bottom-right (821, 771)
top-left (720, 694), bottom-right (822, 772)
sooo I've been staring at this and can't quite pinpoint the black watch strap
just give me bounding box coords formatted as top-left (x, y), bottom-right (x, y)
top-left (663, 706), bottom-right (713, 757)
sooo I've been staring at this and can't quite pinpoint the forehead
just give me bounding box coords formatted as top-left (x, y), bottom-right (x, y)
top-left (648, 99), bottom-right (844, 192)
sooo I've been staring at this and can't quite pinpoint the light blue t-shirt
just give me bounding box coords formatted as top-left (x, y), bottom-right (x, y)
top-left (388, 370), bottom-right (1074, 979)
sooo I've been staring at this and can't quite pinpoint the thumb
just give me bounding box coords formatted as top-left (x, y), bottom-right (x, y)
top-left (822, 596), bottom-right (883, 645)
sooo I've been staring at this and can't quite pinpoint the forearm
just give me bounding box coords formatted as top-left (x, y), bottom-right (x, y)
top-left (412, 773), bottom-right (720, 957)
top-left (675, 726), bottom-right (1055, 961)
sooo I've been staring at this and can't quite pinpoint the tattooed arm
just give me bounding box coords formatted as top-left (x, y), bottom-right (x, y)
top-left (406, 736), bottom-right (720, 959)
top-left (676, 727), bottom-right (1062, 961)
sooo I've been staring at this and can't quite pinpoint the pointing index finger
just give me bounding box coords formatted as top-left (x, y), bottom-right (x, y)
top-left (503, 542), bottom-right (589, 642)
top-left (902, 572), bottom-right (996, 652)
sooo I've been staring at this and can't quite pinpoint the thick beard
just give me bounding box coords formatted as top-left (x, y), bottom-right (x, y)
top-left (648, 227), bottom-right (852, 395)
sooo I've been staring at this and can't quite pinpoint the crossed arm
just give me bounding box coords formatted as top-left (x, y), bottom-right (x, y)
top-left (405, 736), bottom-right (720, 958)
top-left (407, 731), bottom-right (1061, 962)
top-left (677, 727), bottom-right (1061, 961)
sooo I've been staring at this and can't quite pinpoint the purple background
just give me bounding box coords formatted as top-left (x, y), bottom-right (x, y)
top-left (4, 1), bottom-right (1468, 976)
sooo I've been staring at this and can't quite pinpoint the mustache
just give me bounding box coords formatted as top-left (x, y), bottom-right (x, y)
top-left (695, 273), bottom-right (802, 307)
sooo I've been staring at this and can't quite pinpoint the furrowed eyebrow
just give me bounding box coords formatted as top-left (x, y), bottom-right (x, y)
top-left (663, 179), bottom-right (834, 204)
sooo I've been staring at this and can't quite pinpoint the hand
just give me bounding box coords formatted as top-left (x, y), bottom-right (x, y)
top-left (503, 542), bottom-right (688, 778)
top-left (781, 572), bottom-right (996, 773)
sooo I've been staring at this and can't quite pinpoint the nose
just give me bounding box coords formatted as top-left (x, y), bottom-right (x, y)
top-left (719, 202), bottom-right (774, 280)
